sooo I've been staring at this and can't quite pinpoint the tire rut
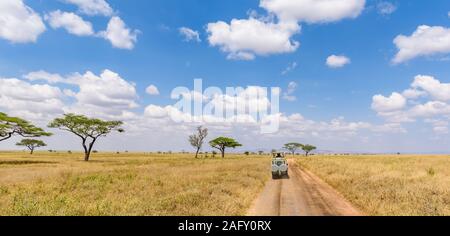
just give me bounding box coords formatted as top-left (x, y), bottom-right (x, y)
top-left (247, 159), bottom-right (361, 216)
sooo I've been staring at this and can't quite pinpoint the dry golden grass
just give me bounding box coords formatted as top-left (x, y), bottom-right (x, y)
top-left (0, 151), bottom-right (269, 216)
top-left (297, 155), bottom-right (450, 216)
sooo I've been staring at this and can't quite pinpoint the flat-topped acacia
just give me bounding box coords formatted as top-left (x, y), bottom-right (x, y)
top-left (209, 137), bottom-right (242, 158)
top-left (49, 114), bottom-right (124, 161)
top-left (16, 139), bottom-right (47, 155)
top-left (0, 112), bottom-right (51, 142)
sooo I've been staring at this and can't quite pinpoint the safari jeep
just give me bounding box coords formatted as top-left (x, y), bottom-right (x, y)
top-left (272, 153), bottom-right (289, 179)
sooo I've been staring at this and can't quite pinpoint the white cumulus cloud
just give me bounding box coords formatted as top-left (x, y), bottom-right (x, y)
top-left (393, 25), bottom-right (450, 64)
top-left (24, 70), bottom-right (64, 84)
top-left (260, 0), bottom-right (366, 23)
top-left (64, 0), bottom-right (113, 16)
top-left (100, 16), bottom-right (139, 50)
top-left (326, 55), bottom-right (351, 68)
top-left (402, 88), bottom-right (426, 100)
top-left (207, 18), bottom-right (300, 60)
top-left (373, 75), bottom-right (450, 134)
top-left (45, 10), bottom-right (94, 36)
top-left (372, 92), bottom-right (407, 113)
top-left (0, 77), bottom-right (64, 120)
top-left (146, 85), bottom-right (160, 95)
top-left (207, 0), bottom-right (366, 60)
top-left (0, 0), bottom-right (46, 43)
top-left (412, 75), bottom-right (450, 102)
top-left (144, 105), bottom-right (168, 118)
top-left (66, 70), bottom-right (138, 112)
top-left (23, 69), bottom-right (139, 120)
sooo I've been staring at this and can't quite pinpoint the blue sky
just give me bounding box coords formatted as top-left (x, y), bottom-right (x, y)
top-left (0, 0), bottom-right (450, 153)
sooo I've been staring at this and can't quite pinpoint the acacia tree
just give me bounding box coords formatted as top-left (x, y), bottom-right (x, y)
top-left (209, 137), bottom-right (242, 158)
top-left (16, 139), bottom-right (47, 155)
top-left (189, 126), bottom-right (208, 159)
top-left (0, 112), bottom-right (51, 142)
top-left (283, 143), bottom-right (303, 156)
top-left (302, 144), bottom-right (317, 156)
top-left (48, 114), bottom-right (124, 161)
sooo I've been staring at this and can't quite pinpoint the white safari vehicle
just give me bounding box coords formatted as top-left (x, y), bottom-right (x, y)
top-left (272, 153), bottom-right (289, 179)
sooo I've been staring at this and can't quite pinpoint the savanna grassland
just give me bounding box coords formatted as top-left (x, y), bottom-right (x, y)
top-left (0, 152), bottom-right (270, 216)
top-left (297, 155), bottom-right (450, 216)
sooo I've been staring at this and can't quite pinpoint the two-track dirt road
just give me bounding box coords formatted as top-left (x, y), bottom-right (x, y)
top-left (247, 160), bottom-right (361, 216)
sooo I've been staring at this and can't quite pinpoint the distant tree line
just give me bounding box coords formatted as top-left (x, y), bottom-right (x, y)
top-left (187, 126), bottom-right (318, 159)
top-left (1, 112), bottom-right (317, 161)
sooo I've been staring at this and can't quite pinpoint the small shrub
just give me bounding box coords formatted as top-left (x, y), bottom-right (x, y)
top-left (427, 167), bottom-right (436, 176)
top-left (0, 186), bottom-right (9, 195)
top-left (244, 152), bottom-right (250, 156)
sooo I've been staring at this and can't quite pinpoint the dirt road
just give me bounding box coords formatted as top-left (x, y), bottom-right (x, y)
top-left (247, 160), bottom-right (361, 216)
